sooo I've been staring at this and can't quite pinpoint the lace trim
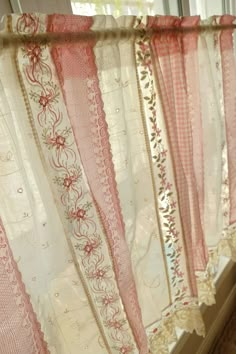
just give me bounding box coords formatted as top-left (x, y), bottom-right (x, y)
top-left (148, 226), bottom-right (236, 353)
top-left (197, 226), bottom-right (236, 305)
top-left (148, 304), bottom-right (205, 354)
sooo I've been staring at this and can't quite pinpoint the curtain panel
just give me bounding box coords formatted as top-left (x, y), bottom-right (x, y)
top-left (0, 12), bottom-right (236, 354)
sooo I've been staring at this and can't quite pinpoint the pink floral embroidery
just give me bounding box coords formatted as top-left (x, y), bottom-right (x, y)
top-left (165, 182), bottom-right (172, 190)
top-left (83, 243), bottom-right (94, 255)
top-left (75, 208), bottom-right (86, 220)
top-left (16, 13), bottom-right (39, 34)
top-left (54, 135), bottom-right (65, 147)
top-left (16, 13), bottom-right (137, 352)
top-left (168, 216), bottom-right (175, 223)
top-left (39, 94), bottom-right (50, 108)
top-left (102, 294), bottom-right (116, 306)
top-left (48, 13), bottom-right (148, 354)
top-left (26, 44), bottom-right (42, 64)
top-left (136, 23), bottom-right (188, 304)
top-left (119, 345), bottom-right (134, 354)
top-left (161, 149), bottom-right (168, 157)
top-left (63, 176), bottom-right (73, 189)
top-left (107, 319), bottom-right (124, 330)
top-left (87, 266), bottom-right (111, 282)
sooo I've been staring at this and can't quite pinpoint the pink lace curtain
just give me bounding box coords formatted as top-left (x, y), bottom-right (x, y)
top-left (0, 13), bottom-right (236, 354)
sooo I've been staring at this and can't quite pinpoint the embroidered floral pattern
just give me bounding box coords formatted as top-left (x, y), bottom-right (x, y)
top-left (48, 14), bottom-right (148, 353)
top-left (135, 23), bottom-right (188, 303)
top-left (15, 13), bottom-right (136, 353)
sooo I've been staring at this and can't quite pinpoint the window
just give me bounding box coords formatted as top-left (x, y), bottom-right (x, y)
top-left (4, 0), bottom-right (236, 18)
top-left (71, 0), bottom-right (180, 17)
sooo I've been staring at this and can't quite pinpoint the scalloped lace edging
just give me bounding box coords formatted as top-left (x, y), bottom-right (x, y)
top-left (197, 227), bottom-right (236, 306)
top-left (148, 305), bottom-right (205, 354)
top-left (149, 227), bottom-right (236, 353)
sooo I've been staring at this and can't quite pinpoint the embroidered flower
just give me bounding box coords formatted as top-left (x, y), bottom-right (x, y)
top-left (39, 94), bottom-right (50, 108)
top-left (87, 266), bottom-right (111, 281)
top-left (55, 135), bottom-right (65, 147)
top-left (160, 165), bottom-right (166, 173)
top-left (16, 14), bottom-right (38, 34)
top-left (63, 177), bottom-right (73, 189)
top-left (174, 269), bottom-right (184, 277)
top-left (168, 215), bottom-right (175, 223)
top-left (174, 259), bottom-right (179, 266)
top-left (66, 207), bottom-right (87, 223)
top-left (161, 178), bottom-right (166, 186)
top-left (165, 182), bottom-right (172, 191)
top-left (75, 236), bottom-right (101, 256)
top-left (83, 242), bottom-right (94, 256)
top-left (171, 229), bottom-right (179, 238)
top-left (60, 169), bottom-right (81, 192)
top-left (26, 44), bottom-right (42, 64)
top-left (102, 294), bottom-right (115, 306)
top-left (97, 292), bottom-right (119, 308)
top-left (140, 42), bottom-right (149, 53)
top-left (161, 149), bottom-right (168, 157)
top-left (108, 319), bottom-right (124, 330)
top-left (95, 268), bottom-right (106, 279)
top-left (76, 208), bottom-right (86, 220)
top-left (119, 345), bottom-right (133, 354)
top-left (152, 124), bottom-right (161, 136)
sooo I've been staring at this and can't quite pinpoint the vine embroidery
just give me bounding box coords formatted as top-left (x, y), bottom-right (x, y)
top-left (135, 26), bottom-right (188, 303)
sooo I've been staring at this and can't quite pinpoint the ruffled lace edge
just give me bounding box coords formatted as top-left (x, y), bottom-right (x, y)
top-left (197, 227), bottom-right (236, 306)
top-left (148, 304), bottom-right (205, 354)
top-left (149, 227), bottom-right (236, 353)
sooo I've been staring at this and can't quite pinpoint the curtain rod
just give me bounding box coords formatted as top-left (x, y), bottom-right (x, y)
top-left (1, 24), bottom-right (236, 47)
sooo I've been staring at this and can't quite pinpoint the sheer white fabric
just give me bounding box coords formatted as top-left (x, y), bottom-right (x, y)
top-left (0, 46), bottom-right (107, 354)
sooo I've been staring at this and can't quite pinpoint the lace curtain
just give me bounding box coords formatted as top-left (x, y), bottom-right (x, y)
top-left (0, 12), bottom-right (236, 354)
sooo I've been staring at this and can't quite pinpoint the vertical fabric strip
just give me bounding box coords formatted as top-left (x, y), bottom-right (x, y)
top-left (149, 16), bottom-right (208, 273)
top-left (220, 15), bottom-right (236, 225)
top-left (198, 19), bottom-right (223, 248)
top-left (47, 14), bottom-right (148, 354)
top-left (13, 13), bottom-right (137, 354)
top-left (135, 17), bottom-right (196, 301)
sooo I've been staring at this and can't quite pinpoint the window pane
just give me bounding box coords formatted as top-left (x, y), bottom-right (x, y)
top-left (71, 0), bottom-right (181, 17)
top-left (189, 0), bottom-right (225, 17)
top-left (71, 0), bottom-right (157, 16)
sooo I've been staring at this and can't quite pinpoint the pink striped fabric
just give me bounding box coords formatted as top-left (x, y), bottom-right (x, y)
top-left (149, 16), bottom-right (208, 275)
top-left (47, 14), bottom-right (148, 354)
top-left (220, 15), bottom-right (236, 225)
top-left (0, 219), bottom-right (48, 354)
